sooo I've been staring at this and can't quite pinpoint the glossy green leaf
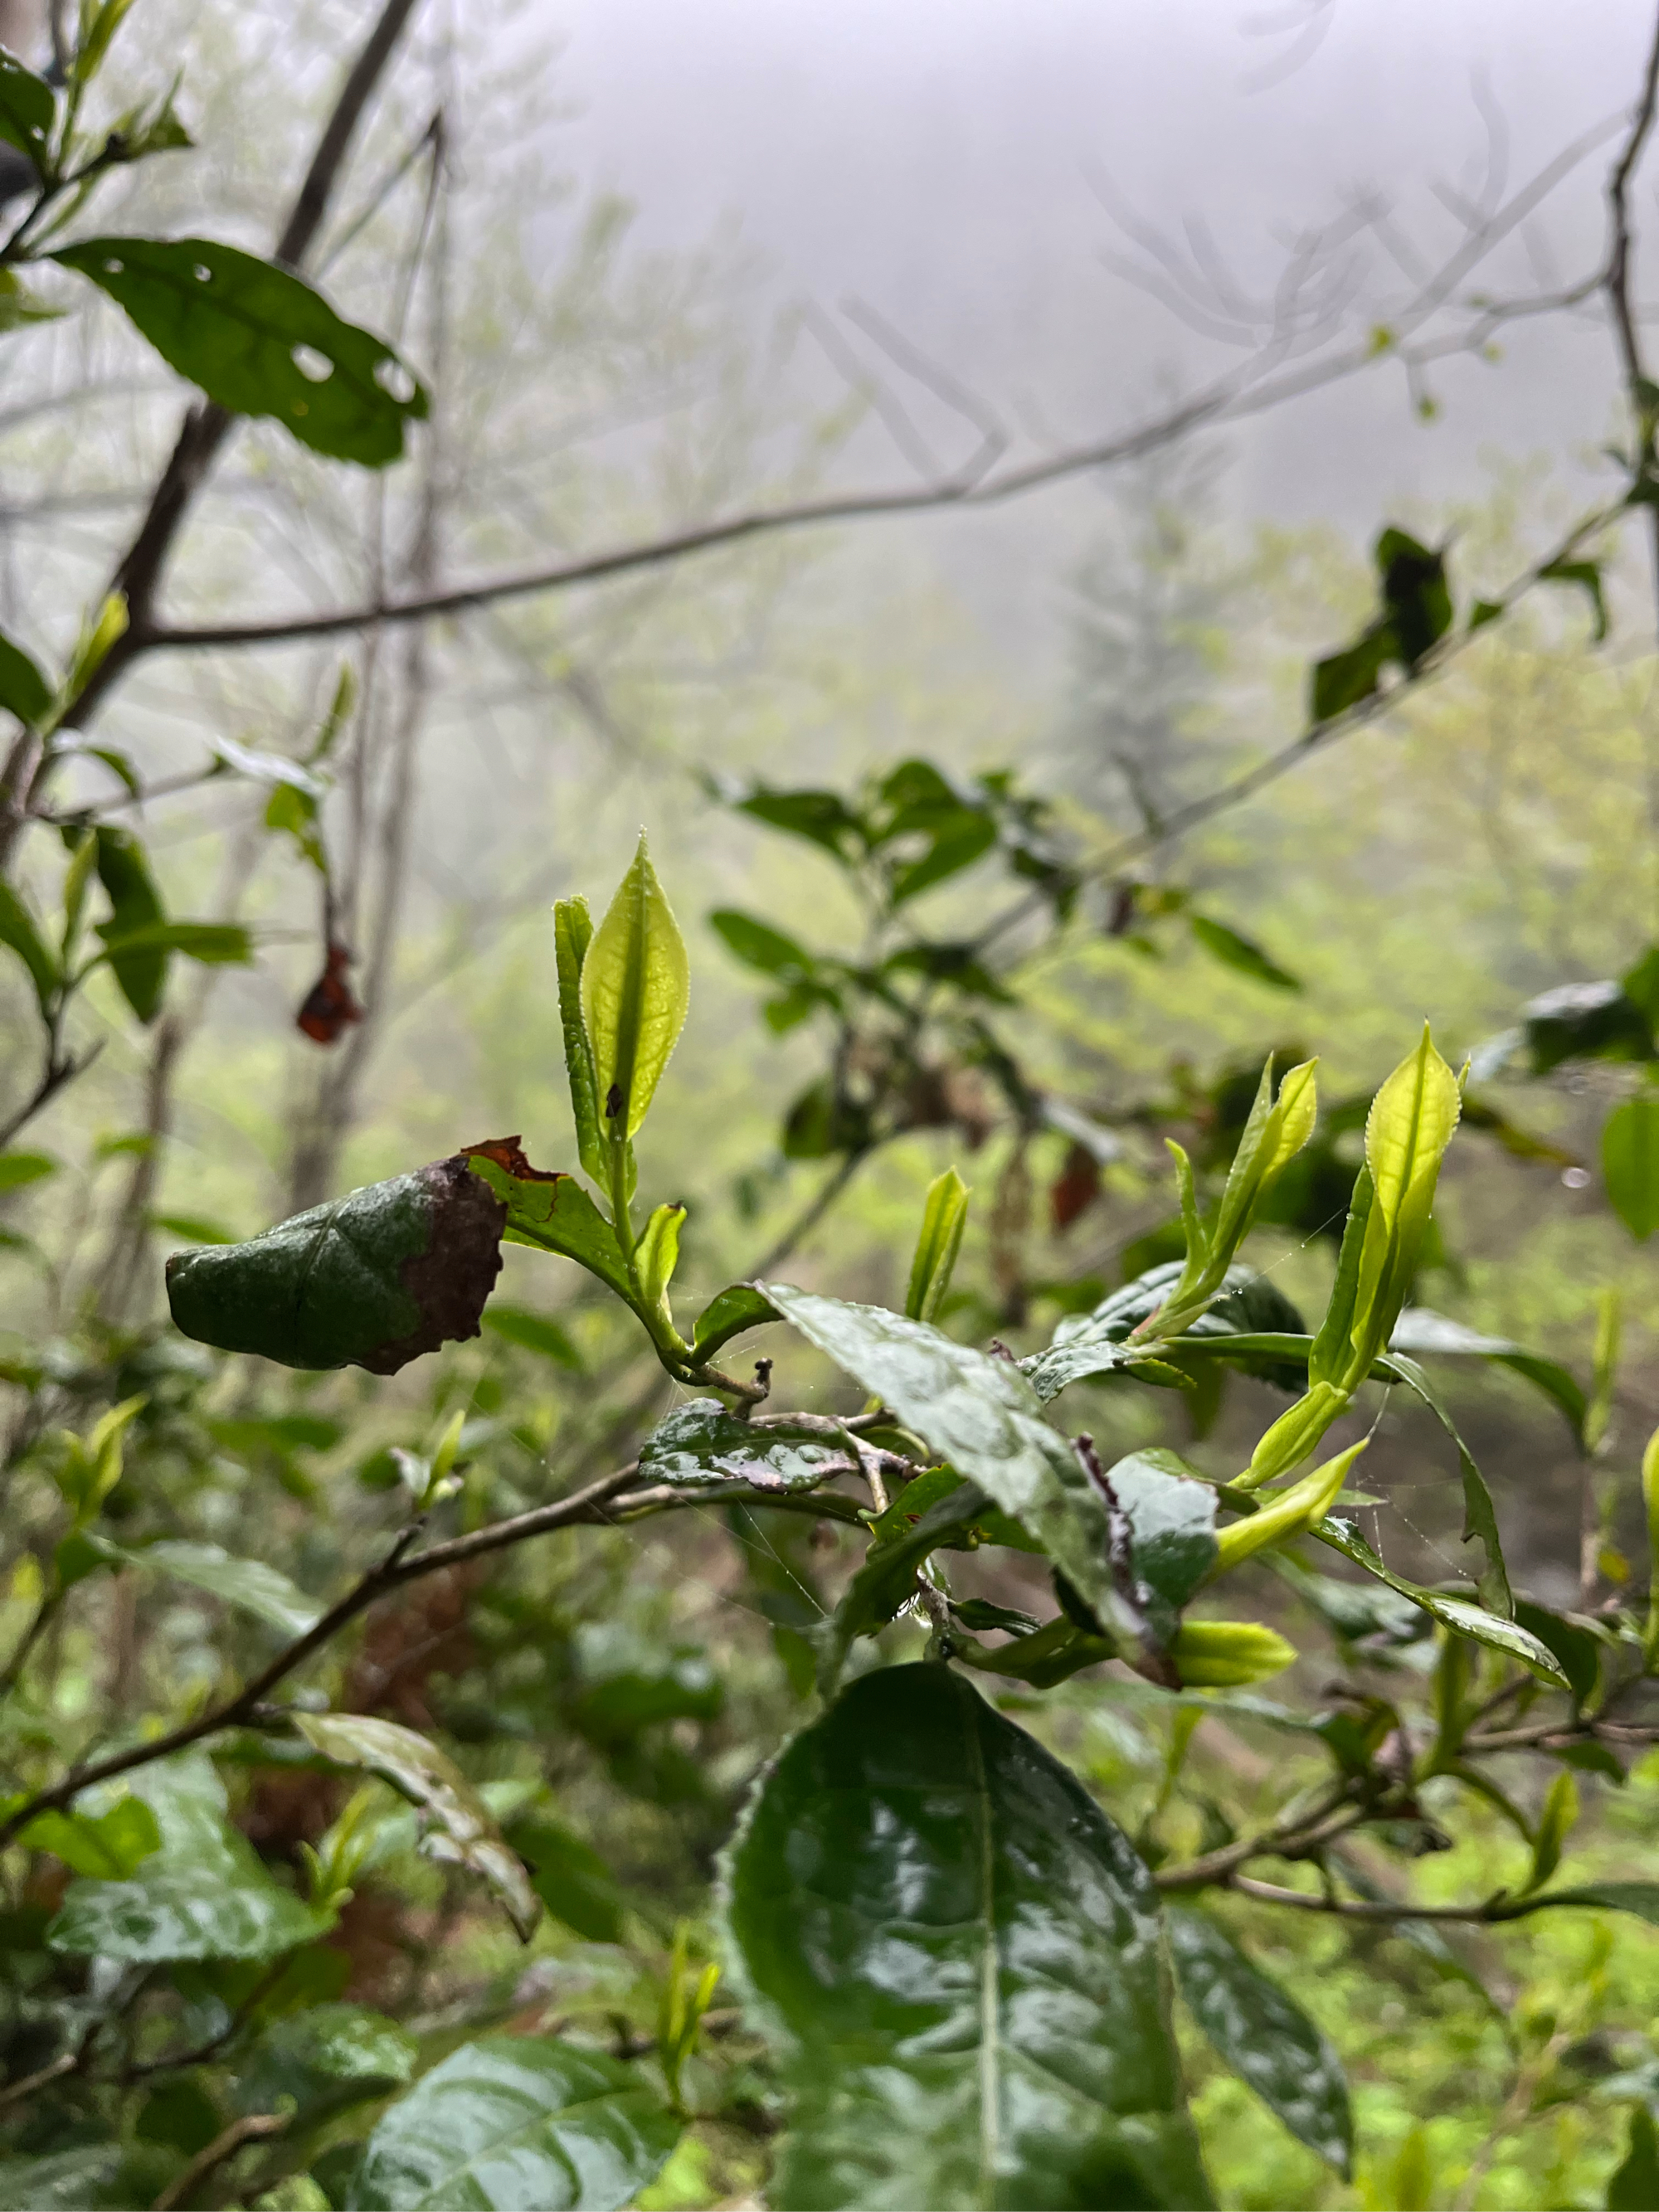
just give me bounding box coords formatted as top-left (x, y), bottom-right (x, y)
top-left (581, 836), bottom-right (689, 1140)
top-left (461, 1139), bottom-right (630, 1300)
top-left (1608, 2107), bottom-right (1659, 2212)
top-left (690, 1281), bottom-right (779, 1362)
top-left (46, 1753), bottom-right (328, 1961)
top-left (295, 1713), bottom-right (538, 1941)
top-left (1313, 1028), bottom-right (1461, 1395)
top-left (1314, 1519), bottom-right (1566, 1686)
top-left (482, 1303), bottom-right (582, 1370)
top-left (20, 1796), bottom-right (159, 1879)
top-left (1189, 914), bottom-right (1301, 992)
top-left (1098, 1448), bottom-right (1219, 1638)
top-left (0, 875), bottom-right (60, 1017)
top-left (0, 623), bottom-right (51, 725)
top-left (1024, 1262), bottom-right (1306, 1402)
top-left (92, 824), bottom-right (166, 1021)
top-left (53, 238), bottom-right (428, 466)
top-left (761, 1282), bottom-right (1141, 1651)
top-left (236, 2004), bottom-right (416, 2130)
top-left (553, 896), bottom-right (604, 1184)
top-left (820, 1478), bottom-right (1000, 1686)
top-left (107, 1539), bottom-right (321, 1636)
top-left (1604, 1096), bottom-right (1659, 1242)
top-left (638, 1398), bottom-right (854, 1491)
top-left (0, 50), bottom-right (49, 168)
top-left (348, 2036), bottom-right (679, 2211)
top-left (722, 1662), bottom-right (1212, 2210)
top-left (168, 1156), bottom-right (505, 1373)
top-left (508, 1816), bottom-right (628, 1944)
top-left (906, 1166), bottom-right (970, 1324)
top-left (1166, 1905), bottom-right (1352, 2174)
top-left (727, 780), bottom-right (865, 859)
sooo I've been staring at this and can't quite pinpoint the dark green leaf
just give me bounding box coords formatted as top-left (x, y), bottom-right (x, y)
top-left (1624, 946), bottom-right (1659, 1032)
top-left (1024, 1262), bottom-right (1306, 1401)
top-left (236, 2005), bottom-right (416, 2130)
top-left (46, 1753), bottom-right (328, 1961)
top-left (729, 782), bottom-right (865, 861)
top-left (722, 1662), bottom-right (1212, 2210)
top-left (761, 1282), bottom-right (1141, 1651)
top-left (888, 810), bottom-right (997, 904)
top-left (1189, 914), bottom-right (1301, 993)
top-left (1376, 527), bottom-right (1452, 665)
top-left (54, 238), bottom-right (428, 466)
top-left (571, 1623), bottom-right (721, 1740)
top-left (820, 1477), bottom-right (998, 1685)
top-left (1608, 2107), bottom-right (1659, 2211)
top-left (1511, 1601), bottom-right (1602, 1710)
top-left (690, 1281), bottom-right (780, 1362)
top-left (1538, 557), bottom-right (1609, 642)
top-left (1314, 1519), bottom-right (1565, 1685)
top-left (1524, 981), bottom-right (1652, 1072)
top-left (1098, 1448), bottom-right (1219, 1640)
top-left (294, 1712), bottom-right (538, 1941)
top-left (347, 2037), bottom-right (679, 2211)
top-left (462, 1138), bottom-right (630, 1302)
top-left (168, 1155), bottom-right (505, 1373)
top-left (1513, 1882), bottom-right (1659, 1926)
top-left (1166, 1905), bottom-right (1352, 2175)
top-left (0, 47), bottom-right (52, 172)
top-left (709, 907), bottom-right (817, 977)
top-left (507, 1816), bottom-right (629, 1944)
top-left (638, 1398), bottom-right (853, 1491)
top-left (1604, 1096), bottom-right (1659, 1242)
top-left (0, 623), bottom-right (51, 724)
top-left (1391, 1307), bottom-right (1587, 1446)
top-left (880, 940), bottom-right (1014, 1000)
top-left (483, 1302), bottom-right (582, 1370)
top-left (0, 875), bottom-right (60, 1017)
top-left (93, 824), bottom-right (166, 1021)
top-left (1311, 625), bottom-right (1391, 721)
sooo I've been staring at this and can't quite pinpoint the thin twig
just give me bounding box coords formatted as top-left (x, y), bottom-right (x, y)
top-left (150, 2112), bottom-right (288, 2212)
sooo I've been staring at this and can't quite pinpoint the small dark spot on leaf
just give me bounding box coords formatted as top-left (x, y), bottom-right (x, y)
top-left (605, 1082), bottom-right (624, 1120)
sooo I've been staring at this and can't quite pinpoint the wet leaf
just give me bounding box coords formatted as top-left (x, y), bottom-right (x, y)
top-left (167, 1155), bottom-right (505, 1373)
top-left (722, 1662), bottom-right (1212, 2210)
top-left (638, 1399), bottom-right (853, 1491)
top-left (54, 237), bottom-right (428, 466)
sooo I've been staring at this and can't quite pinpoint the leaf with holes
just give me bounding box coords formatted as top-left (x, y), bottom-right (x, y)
top-left (722, 1662), bottom-right (1211, 2210)
top-left (638, 1399), bottom-right (853, 1492)
top-left (1167, 1906), bottom-right (1352, 2175)
top-left (52, 238), bottom-right (428, 466)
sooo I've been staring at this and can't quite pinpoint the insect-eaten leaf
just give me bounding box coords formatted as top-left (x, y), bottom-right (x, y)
top-left (295, 1712), bottom-right (539, 1942)
top-left (54, 237), bottom-right (428, 467)
top-left (167, 1155), bottom-right (505, 1373)
top-left (639, 1399), bottom-right (854, 1492)
top-left (297, 941), bottom-right (363, 1044)
top-left (461, 1135), bottom-right (633, 1302)
top-left (722, 1662), bottom-right (1213, 2210)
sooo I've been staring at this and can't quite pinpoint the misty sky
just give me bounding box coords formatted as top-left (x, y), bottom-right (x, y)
top-left (539, 1), bottom-right (1653, 659)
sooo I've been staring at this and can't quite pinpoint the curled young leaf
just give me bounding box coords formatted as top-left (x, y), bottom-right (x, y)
top-left (167, 1155), bottom-right (505, 1373)
top-left (904, 1166), bottom-right (970, 1323)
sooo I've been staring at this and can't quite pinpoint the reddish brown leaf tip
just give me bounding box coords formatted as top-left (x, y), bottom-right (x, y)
top-left (297, 941), bottom-right (364, 1045)
top-left (361, 1155), bottom-right (507, 1375)
top-left (460, 1136), bottom-right (566, 1184)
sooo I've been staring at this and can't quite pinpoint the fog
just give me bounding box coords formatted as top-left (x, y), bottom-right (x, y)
top-left (548, 0), bottom-right (1649, 660)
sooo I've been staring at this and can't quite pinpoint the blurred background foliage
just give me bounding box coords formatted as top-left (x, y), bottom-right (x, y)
top-left (2, 2), bottom-right (1659, 2206)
